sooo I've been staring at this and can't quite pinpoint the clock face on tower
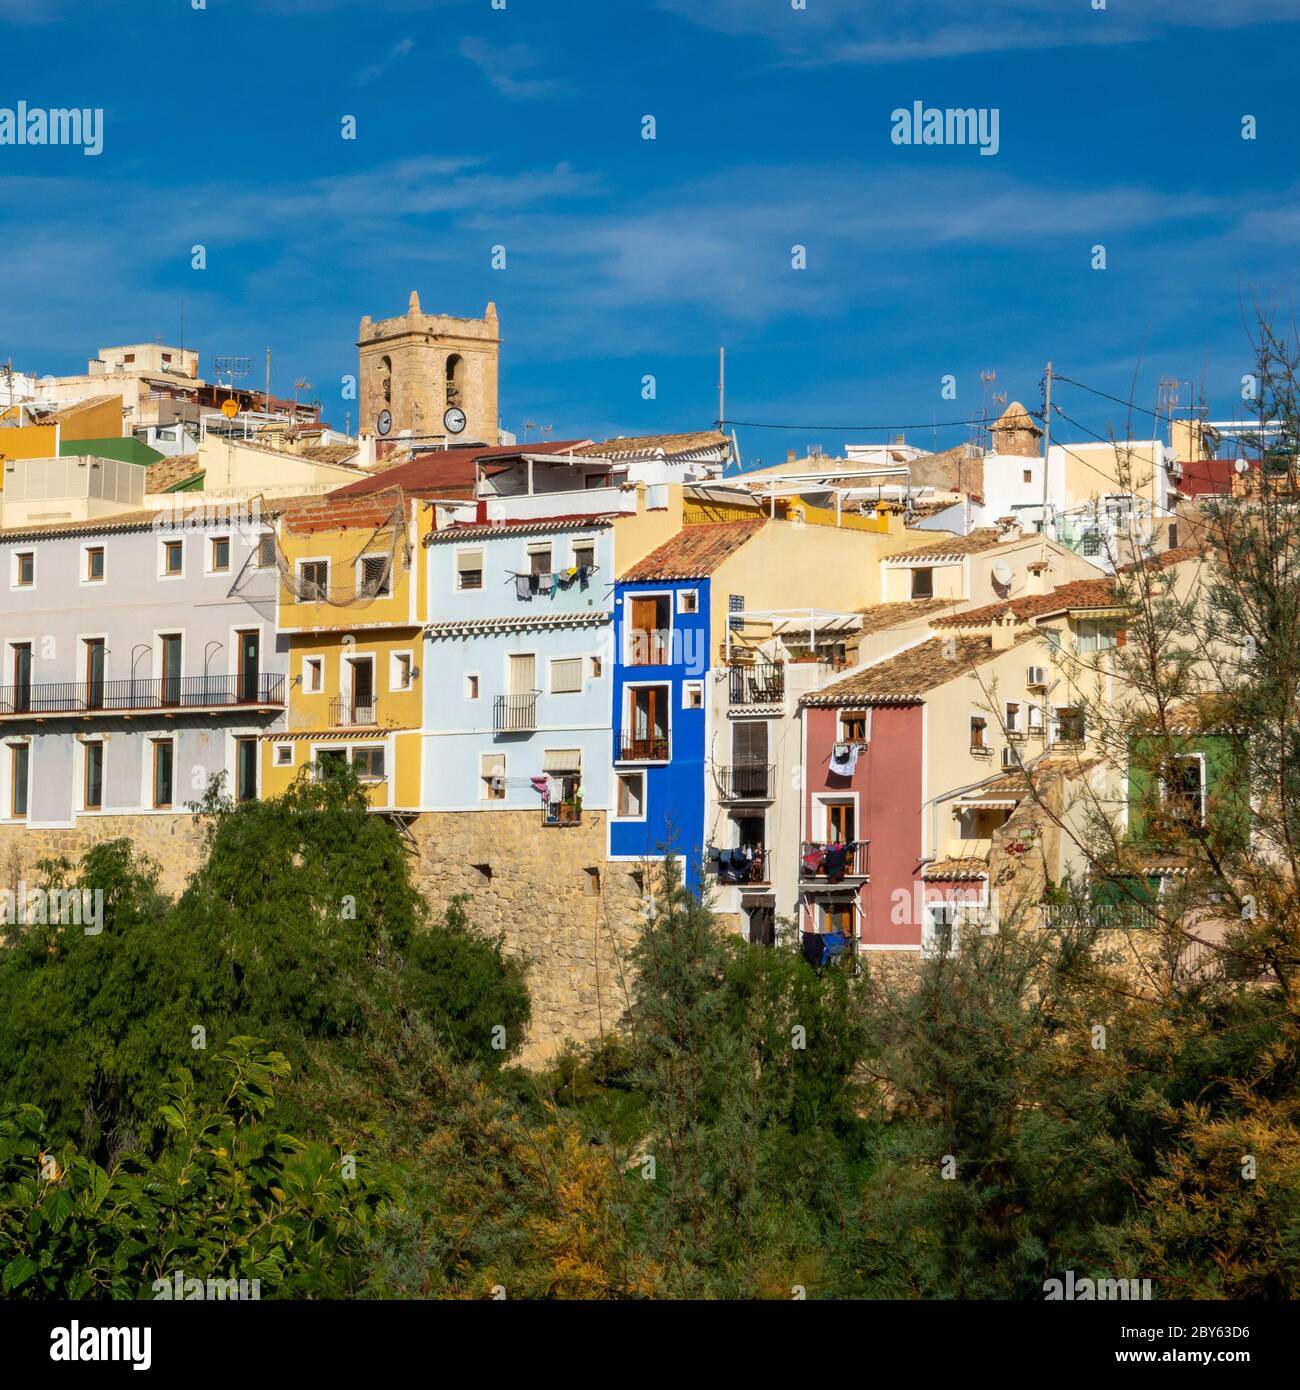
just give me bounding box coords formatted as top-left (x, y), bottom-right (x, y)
top-left (376, 409), bottom-right (392, 437)
top-left (443, 406), bottom-right (467, 435)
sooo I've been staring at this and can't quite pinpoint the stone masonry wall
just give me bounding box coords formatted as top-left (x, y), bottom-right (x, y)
top-left (0, 814), bottom-right (207, 899)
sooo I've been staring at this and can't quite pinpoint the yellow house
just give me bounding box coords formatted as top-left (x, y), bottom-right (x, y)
top-left (0, 394), bottom-right (125, 474)
top-left (260, 488), bottom-right (425, 811)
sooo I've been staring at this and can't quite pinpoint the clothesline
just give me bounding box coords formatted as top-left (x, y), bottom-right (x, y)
top-left (508, 565), bottom-right (599, 601)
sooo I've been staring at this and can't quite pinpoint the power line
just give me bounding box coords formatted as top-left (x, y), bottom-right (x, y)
top-left (719, 415), bottom-right (989, 432)
top-left (1050, 373), bottom-right (1172, 424)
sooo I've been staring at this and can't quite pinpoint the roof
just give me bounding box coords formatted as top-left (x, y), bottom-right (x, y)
top-left (146, 453), bottom-right (203, 493)
top-left (573, 430), bottom-right (731, 461)
top-left (298, 443), bottom-right (361, 467)
top-left (428, 514), bottom-right (614, 543)
top-left (427, 612), bottom-right (611, 637)
top-left (801, 632), bottom-right (1035, 706)
top-left (48, 394), bottom-right (123, 421)
top-left (854, 598), bottom-right (962, 634)
top-left (922, 857), bottom-right (989, 881)
top-left (281, 489), bottom-right (407, 536)
top-left (328, 439), bottom-right (588, 499)
top-left (887, 527), bottom-right (1007, 562)
top-left (930, 577), bottom-right (1119, 628)
top-left (991, 400), bottom-right (1042, 435)
top-left (618, 518), bottom-right (766, 581)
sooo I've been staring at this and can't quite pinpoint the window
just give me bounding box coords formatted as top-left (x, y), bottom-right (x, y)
top-left (627, 594), bottom-right (670, 665)
top-left (10, 644), bottom-right (32, 713)
top-left (352, 746), bottom-right (385, 781)
top-left (162, 540), bottom-right (183, 577)
top-left (303, 657), bottom-right (324, 694)
top-left (911, 567), bottom-right (934, 599)
top-left (583, 867), bottom-right (601, 896)
top-left (624, 685), bottom-right (670, 760)
top-left (481, 752), bottom-right (506, 801)
top-left (927, 902), bottom-right (957, 957)
top-left (84, 546), bottom-right (105, 583)
top-left (273, 743), bottom-right (294, 768)
top-left (970, 715), bottom-right (987, 750)
top-left (729, 594), bottom-right (745, 631)
top-left (391, 652), bottom-right (414, 691)
top-left (550, 657), bottom-right (583, 694)
top-left (359, 554), bottom-right (391, 597)
top-left (1028, 704), bottom-right (1043, 734)
top-left (683, 680), bottom-right (704, 710)
top-left (316, 748), bottom-right (347, 778)
top-left (84, 741), bottom-right (104, 811)
top-left (298, 560), bottom-right (328, 601)
top-left (1005, 701), bottom-right (1022, 735)
top-left (235, 737), bottom-right (258, 801)
top-left (588, 656), bottom-right (602, 679)
top-left (821, 901), bottom-right (855, 936)
top-left (10, 744), bottom-right (29, 818)
top-left (1076, 620), bottom-right (1118, 655)
top-left (616, 770), bottom-right (645, 819)
top-left (209, 536), bottom-right (230, 573)
top-left (1023, 469), bottom-right (1032, 484)
top-left (840, 709), bottom-right (869, 743)
top-left (1056, 706), bottom-right (1086, 742)
top-left (677, 589), bottom-right (698, 615)
top-left (465, 673), bottom-right (480, 700)
top-left (528, 545), bottom-right (552, 577)
top-left (152, 738), bottom-right (174, 809)
top-left (14, 552), bottom-right (34, 588)
top-left (1164, 755), bottom-right (1205, 829)
top-left (572, 541), bottom-right (595, 572)
top-left (825, 800), bottom-right (855, 843)
top-left (1082, 531), bottom-right (1102, 558)
top-left (256, 532), bottom-right (277, 568)
top-left (445, 353), bottom-right (464, 406)
top-left (456, 548), bottom-right (484, 591)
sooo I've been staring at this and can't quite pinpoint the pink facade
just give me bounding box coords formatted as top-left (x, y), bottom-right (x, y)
top-left (801, 703), bottom-right (926, 946)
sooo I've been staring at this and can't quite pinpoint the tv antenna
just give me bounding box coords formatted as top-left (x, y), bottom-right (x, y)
top-left (213, 355), bottom-right (251, 403)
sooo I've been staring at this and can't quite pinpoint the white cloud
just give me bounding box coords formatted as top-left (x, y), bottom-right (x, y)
top-left (458, 38), bottom-right (571, 100)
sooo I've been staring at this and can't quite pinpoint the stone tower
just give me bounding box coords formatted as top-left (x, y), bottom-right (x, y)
top-left (357, 292), bottom-right (500, 444)
top-left (989, 400), bottom-right (1043, 458)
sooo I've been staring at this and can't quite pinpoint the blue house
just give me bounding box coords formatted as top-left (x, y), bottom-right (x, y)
top-left (610, 533), bottom-right (730, 890)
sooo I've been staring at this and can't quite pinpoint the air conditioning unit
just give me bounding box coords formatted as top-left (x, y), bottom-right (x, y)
top-left (1026, 665), bottom-right (1048, 688)
top-left (1001, 746), bottom-right (1022, 771)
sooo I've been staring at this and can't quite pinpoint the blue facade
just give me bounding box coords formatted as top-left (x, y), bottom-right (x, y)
top-left (609, 576), bottom-right (710, 888)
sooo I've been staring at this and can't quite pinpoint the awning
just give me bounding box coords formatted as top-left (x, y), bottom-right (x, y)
top-left (542, 748), bottom-right (582, 773)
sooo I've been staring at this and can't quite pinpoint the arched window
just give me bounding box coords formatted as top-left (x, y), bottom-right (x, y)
top-left (380, 355), bottom-right (392, 404)
top-left (445, 353), bottom-right (464, 406)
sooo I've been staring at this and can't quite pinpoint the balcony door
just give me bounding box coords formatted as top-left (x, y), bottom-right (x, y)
top-left (731, 720), bottom-right (768, 797)
top-left (237, 630), bottom-right (260, 703)
top-left (630, 685), bottom-right (668, 759)
top-left (85, 639), bottom-right (106, 710)
top-left (826, 800), bottom-right (855, 844)
top-left (12, 644), bottom-right (32, 714)
top-left (508, 652), bottom-right (536, 697)
top-left (349, 656), bottom-right (375, 723)
top-left (160, 635), bottom-right (182, 707)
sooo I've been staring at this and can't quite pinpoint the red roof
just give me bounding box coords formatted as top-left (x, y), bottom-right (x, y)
top-left (328, 440), bottom-right (590, 498)
top-left (1178, 456), bottom-right (1259, 497)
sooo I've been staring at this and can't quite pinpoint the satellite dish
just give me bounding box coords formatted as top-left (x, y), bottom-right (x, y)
top-left (992, 560), bottom-right (1014, 588)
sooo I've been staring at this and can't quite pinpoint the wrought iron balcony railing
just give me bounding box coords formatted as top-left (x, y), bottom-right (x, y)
top-left (618, 731), bottom-right (670, 762)
top-left (713, 845), bottom-right (769, 885)
top-left (330, 695), bottom-right (380, 727)
top-left (717, 762), bottom-right (775, 801)
top-left (799, 840), bottom-right (869, 879)
top-left (728, 659), bottom-right (785, 706)
top-left (494, 691), bottom-right (540, 733)
top-left (0, 673), bottom-right (285, 718)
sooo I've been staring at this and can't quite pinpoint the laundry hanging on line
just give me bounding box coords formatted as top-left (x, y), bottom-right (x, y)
top-left (829, 742), bottom-right (860, 778)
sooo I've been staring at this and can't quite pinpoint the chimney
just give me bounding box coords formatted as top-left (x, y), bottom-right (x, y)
top-left (787, 449), bottom-right (797, 463)
top-left (1025, 560), bottom-right (1051, 596)
top-left (991, 611), bottom-right (1018, 651)
top-left (475, 498), bottom-right (488, 524)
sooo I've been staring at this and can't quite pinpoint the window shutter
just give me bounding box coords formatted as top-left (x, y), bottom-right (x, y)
top-left (543, 748), bottom-right (582, 774)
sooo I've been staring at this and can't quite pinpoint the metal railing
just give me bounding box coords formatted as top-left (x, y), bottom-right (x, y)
top-left (0, 673), bottom-right (285, 717)
top-left (714, 845), bottom-right (769, 885)
top-left (542, 799), bottom-right (582, 827)
top-left (330, 695), bottom-right (380, 727)
top-left (799, 840), bottom-right (868, 878)
top-left (494, 691), bottom-right (540, 732)
top-left (728, 659), bottom-right (785, 705)
top-left (618, 731), bottom-right (670, 762)
top-left (717, 762), bottom-right (775, 800)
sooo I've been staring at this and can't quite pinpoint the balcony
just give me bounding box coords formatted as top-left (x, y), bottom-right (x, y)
top-left (0, 673), bottom-right (285, 719)
top-left (717, 762), bottom-right (775, 801)
top-left (728, 659), bottom-right (785, 706)
top-left (542, 799), bottom-right (582, 827)
top-left (713, 845), bottom-right (770, 886)
top-left (330, 695), bottom-right (379, 727)
top-left (494, 691), bottom-right (540, 733)
top-left (799, 840), bottom-right (869, 881)
top-left (618, 731), bottom-right (670, 762)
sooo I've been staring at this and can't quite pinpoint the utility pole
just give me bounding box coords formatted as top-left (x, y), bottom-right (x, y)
top-left (718, 347), bottom-right (725, 429)
top-left (265, 347), bottom-right (272, 415)
top-left (1040, 361), bottom-right (1053, 549)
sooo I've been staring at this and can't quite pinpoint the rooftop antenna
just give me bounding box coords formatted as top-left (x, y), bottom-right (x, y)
top-left (977, 368), bottom-right (997, 452)
top-left (212, 355), bottom-right (251, 404)
top-left (718, 346), bottom-right (725, 428)
top-left (292, 378), bottom-right (311, 429)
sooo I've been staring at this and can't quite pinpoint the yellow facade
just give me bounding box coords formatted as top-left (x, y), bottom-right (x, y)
top-left (260, 494), bottom-right (425, 811)
top-left (0, 394), bottom-right (124, 471)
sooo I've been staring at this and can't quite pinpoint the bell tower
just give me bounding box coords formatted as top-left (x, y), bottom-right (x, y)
top-left (357, 293), bottom-right (500, 444)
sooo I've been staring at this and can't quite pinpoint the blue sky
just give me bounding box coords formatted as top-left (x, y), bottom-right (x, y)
top-left (2, 0), bottom-right (1298, 466)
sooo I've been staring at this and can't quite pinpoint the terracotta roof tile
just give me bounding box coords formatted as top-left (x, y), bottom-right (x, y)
top-left (619, 519), bottom-right (765, 580)
top-left (329, 439), bottom-right (589, 498)
top-left (145, 453), bottom-right (203, 493)
top-left (574, 430), bottom-right (731, 460)
top-left (930, 577), bottom-right (1120, 627)
top-left (888, 527), bottom-right (1007, 561)
top-left (854, 598), bottom-right (963, 634)
top-left (801, 632), bottom-right (1036, 706)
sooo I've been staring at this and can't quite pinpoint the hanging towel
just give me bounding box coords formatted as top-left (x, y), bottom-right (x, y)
top-left (515, 574), bottom-right (533, 601)
top-left (824, 844), bottom-right (848, 883)
top-left (823, 932), bottom-right (849, 961)
top-left (578, 566), bottom-right (590, 591)
top-left (529, 775), bottom-right (549, 796)
top-left (546, 775), bottom-right (565, 803)
top-left (802, 847), bottom-right (825, 875)
top-left (829, 742), bottom-right (860, 777)
top-left (547, 573), bottom-right (560, 598)
top-left (528, 573), bottom-right (540, 595)
top-left (802, 932), bottom-right (826, 968)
